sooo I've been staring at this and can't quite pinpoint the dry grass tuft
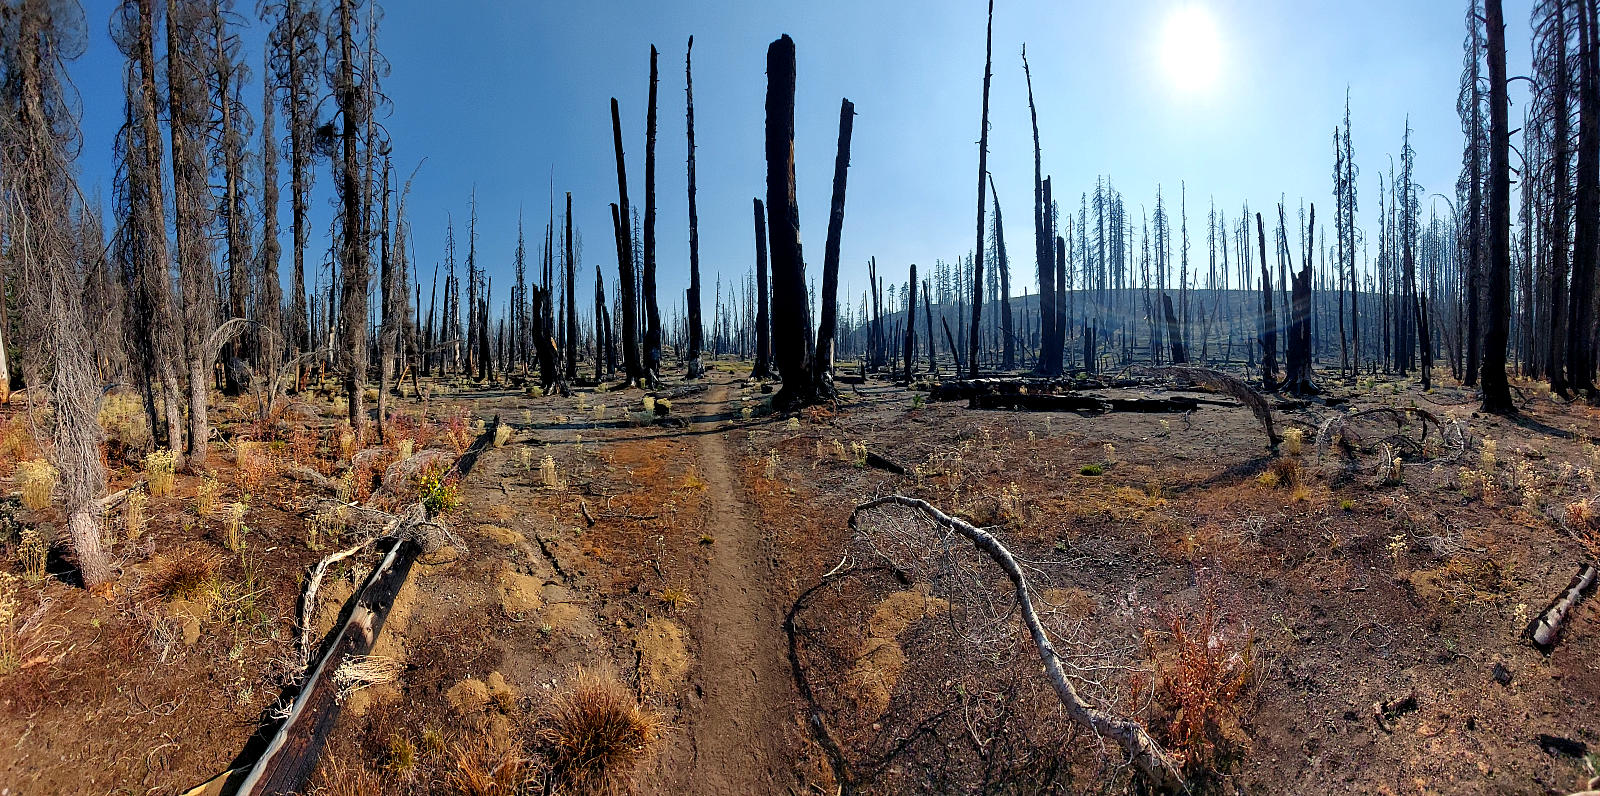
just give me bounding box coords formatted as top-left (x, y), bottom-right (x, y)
top-left (17, 527), bottom-right (48, 581)
top-left (493, 423), bottom-right (513, 448)
top-left (140, 548), bottom-right (222, 602)
top-left (144, 449), bottom-right (177, 497)
top-left (124, 487), bottom-right (148, 540)
top-left (0, 417), bottom-right (36, 477)
top-left (221, 501), bottom-right (249, 552)
top-left (446, 738), bottom-right (527, 795)
top-left (539, 668), bottom-right (659, 793)
top-left (235, 440), bottom-right (275, 490)
top-left (0, 571), bottom-right (19, 673)
top-left (17, 460), bottom-right (57, 511)
top-left (195, 474), bottom-right (222, 518)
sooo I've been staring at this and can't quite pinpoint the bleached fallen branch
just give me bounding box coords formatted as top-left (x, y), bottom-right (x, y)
top-left (849, 495), bottom-right (1185, 792)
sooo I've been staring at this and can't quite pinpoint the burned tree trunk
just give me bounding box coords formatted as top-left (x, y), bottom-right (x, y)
top-left (904, 264), bottom-right (918, 383)
top-left (1024, 48), bottom-right (1056, 375)
top-left (1162, 294), bottom-right (1187, 364)
top-left (766, 35), bottom-right (816, 407)
top-left (752, 197), bottom-right (771, 380)
top-left (811, 97), bottom-right (855, 400)
top-left (335, 0), bottom-right (370, 436)
top-left (968, 0), bottom-right (994, 377)
top-left (991, 175), bottom-right (1014, 371)
top-left (609, 99), bottom-right (644, 385)
top-left (564, 192), bottom-right (578, 381)
top-left (1480, 0), bottom-right (1515, 414)
top-left (924, 280), bottom-right (937, 375)
top-left (1285, 261), bottom-right (1317, 395)
top-left (685, 37), bottom-right (705, 379)
top-left (1256, 212), bottom-right (1279, 390)
top-left (642, 45), bottom-right (662, 382)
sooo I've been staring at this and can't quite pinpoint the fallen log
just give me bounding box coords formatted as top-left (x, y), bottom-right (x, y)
top-left (930, 375), bottom-right (1146, 402)
top-left (849, 496), bottom-right (1185, 792)
top-left (224, 416), bottom-right (501, 795)
top-left (863, 451), bottom-right (907, 475)
top-left (1524, 563), bottom-right (1597, 654)
top-left (969, 393), bottom-right (1111, 413)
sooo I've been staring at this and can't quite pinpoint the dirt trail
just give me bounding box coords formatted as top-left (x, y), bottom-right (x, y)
top-left (657, 380), bottom-right (798, 794)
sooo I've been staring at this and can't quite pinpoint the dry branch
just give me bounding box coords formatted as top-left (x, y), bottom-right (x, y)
top-left (848, 495), bottom-right (1185, 792)
top-left (1525, 563), bottom-right (1597, 653)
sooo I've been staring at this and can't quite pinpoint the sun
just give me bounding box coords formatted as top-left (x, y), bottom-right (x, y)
top-left (1158, 4), bottom-right (1223, 96)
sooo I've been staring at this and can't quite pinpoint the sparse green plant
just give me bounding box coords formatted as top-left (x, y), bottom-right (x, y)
top-left (642, 396), bottom-right (656, 415)
top-left (849, 441), bottom-right (868, 467)
top-left (594, 404), bottom-right (608, 422)
top-left (830, 439), bottom-right (847, 460)
top-left (740, 406), bottom-right (753, 421)
top-left (1158, 418), bottom-right (1171, 436)
top-left (1339, 498), bottom-right (1355, 512)
top-left (416, 464), bottom-right (463, 515)
top-left (1080, 464), bottom-right (1104, 476)
top-left (336, 468), bottom-right (357, 503)
top-left (911, 393), bottom-right (926, 410)
top-left (1479, 438), bottom-right (1497, 471)
top-left (786, 417), bottom-right (801, 432)
top-left (17, 460), bottom-right (56, 511)
top-left (1388, 533), bottom-right (1407, 567)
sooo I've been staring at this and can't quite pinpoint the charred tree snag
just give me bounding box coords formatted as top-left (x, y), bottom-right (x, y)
top-left (904, 264), bottom-right (918, 383)
top-left (924, 281), bottom-right (937, 376)
top-left (1256, 212), bottom-right (1279, 391)
top-left (610, 99), bottom-right (644, 386)
top-left (968, 0), bottom-right (994, 378)
top-left (812, 98), bottom-right (855, 400)
top-left (991, 175), bottom-right (1015, 371)
top-left (642, 45), bottom-right (663, 382)
top-left (848, 497), bottom-right (1186, 792)
top-left (1285, 261), bottom-right (1318, 396)
top-left (1480, 0), bottom-right (1515, 415)
top-left (766, 35), bottom-right (816, 407)
top-left (685, 36), bottom-right (705, 379)
top-left (564, 192), bottom-right (578, 381)
top-left (752, 197), bottom-right (772, 380)
top-left (1023, 47), bottom-right (1056, 376)
top-left (1162, 294), bottom-right (1187, 364)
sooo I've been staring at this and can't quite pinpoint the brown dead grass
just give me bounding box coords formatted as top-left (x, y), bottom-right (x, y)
top-left (538, 668), bottom-right (659, 794)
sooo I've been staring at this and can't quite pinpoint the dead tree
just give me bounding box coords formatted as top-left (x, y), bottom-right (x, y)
top-left (267, 0), bottom-right (320, 391)
top-left (167, 0), bottom-right (220, 464)
top-left (684, 36), bottom-right (705, 378)
top-left (113, 0), bottom-right (184, 454)
top-left (903, 264), bottom-right (917, 383)
top-left (1161, 294), bottom-right (1187, 364)
top-left (332, 0), bottom-right (371, 434)
top-left (564, 192), bottom-right (578, 381)
top-left (752, 197), bottom-right (771, 379)
top-left (212, 4), bottom-right (252, 396)
top-left (1256, 212), bottom-right (1279, 390)
top-left (609, 98), bottom-right (644, 385)
top-left (1, 0), bottom-right (114, 589)
top-left (1480, 0), bottom-right (1515, 414)
top-left (258, 43), bottom-right (285, 403)
top-left (990, 175), bottom-right (1014, 370)
top-left (1023, 46), bottom-right (1056, 375)
top-left (766, 35), bottom-right (816, 406)
top-left (811, 98), bottom-right (855, 400)
top-left (924, 280), bottom-right (937, 375)
top-left (642, 45), bottom-right (662, 381)
top-left (967, 0), bottom-right (994, 377)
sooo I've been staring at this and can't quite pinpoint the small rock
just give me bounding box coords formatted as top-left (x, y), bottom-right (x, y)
top-left (1492, 662), bottom-right (1512, 687)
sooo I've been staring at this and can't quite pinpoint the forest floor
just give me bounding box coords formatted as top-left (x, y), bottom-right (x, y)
top-left (0, 363), bottom-right (1596, 795)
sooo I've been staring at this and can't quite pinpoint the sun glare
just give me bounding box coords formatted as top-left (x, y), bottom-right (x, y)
top-left (1158, 4), bottom-right (1223, 96)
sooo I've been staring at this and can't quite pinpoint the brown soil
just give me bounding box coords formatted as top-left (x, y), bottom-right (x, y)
top-left (2, 368), bottom-right (1597, 795)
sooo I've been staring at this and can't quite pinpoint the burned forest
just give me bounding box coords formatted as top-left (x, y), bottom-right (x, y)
top-left (0, 0), bottom-right (1598, 794)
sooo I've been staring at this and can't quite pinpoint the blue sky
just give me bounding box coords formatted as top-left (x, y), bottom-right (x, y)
top-left (65, 0), bottom-right (1533, 319)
